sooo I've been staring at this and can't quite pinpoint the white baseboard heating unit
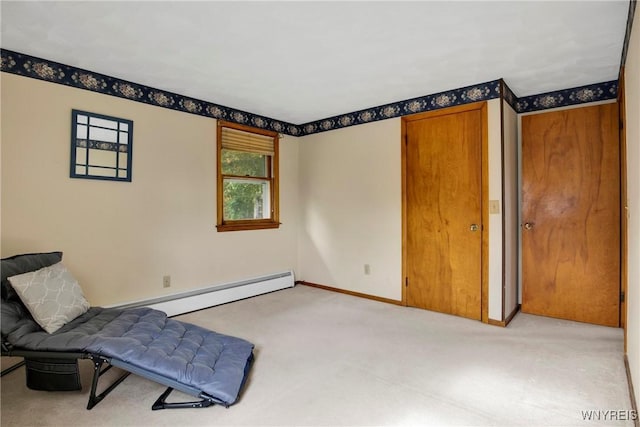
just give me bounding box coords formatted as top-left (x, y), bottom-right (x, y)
top-left (112, 271), bottom-right (295, 317)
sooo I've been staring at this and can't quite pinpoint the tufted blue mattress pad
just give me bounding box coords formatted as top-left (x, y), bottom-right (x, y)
top-left (2, 305), bottom-right (254, 406)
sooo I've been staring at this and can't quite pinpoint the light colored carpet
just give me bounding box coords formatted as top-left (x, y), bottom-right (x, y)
top-left (0, 285), bottom-right (634, 426)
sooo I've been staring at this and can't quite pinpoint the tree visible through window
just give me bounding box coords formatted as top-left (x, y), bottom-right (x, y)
top-left (216, 121), bottom-right (279, 231)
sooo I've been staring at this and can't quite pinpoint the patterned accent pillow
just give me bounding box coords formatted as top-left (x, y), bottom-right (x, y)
top-left (8, 262), bottom-right (90, 333)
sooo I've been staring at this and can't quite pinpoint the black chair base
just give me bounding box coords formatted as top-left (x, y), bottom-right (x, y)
top-left (151, 387), bottom-right (215, 410)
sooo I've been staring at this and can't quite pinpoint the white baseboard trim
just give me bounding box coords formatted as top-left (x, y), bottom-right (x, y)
top-left (107, 271), bottom-right (295, 317)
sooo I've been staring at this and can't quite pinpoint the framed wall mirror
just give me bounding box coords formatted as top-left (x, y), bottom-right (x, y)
top-left (70, 109), bottom-right (133, 182)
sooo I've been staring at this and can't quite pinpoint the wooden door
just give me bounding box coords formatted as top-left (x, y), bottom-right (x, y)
top-left (404, 104), bottom-right (485, 320)
top-left (521, 103), bottom-right (620, 327)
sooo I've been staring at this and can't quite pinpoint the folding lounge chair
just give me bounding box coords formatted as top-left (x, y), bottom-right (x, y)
top-left (1, 252), bottom-right (254, 410)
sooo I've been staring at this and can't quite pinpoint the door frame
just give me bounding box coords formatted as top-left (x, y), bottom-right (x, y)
top-left (401, 101), bottom-right (489, 323)
top-left (618, 69), bottom-right (628, 340)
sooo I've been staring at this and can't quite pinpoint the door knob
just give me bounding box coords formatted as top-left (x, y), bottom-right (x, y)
top-left (470, 224), bottom-right (479, 232)
top-left (523, 222), bottom-right (534, 230)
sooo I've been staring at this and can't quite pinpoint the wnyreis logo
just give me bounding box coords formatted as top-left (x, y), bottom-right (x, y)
top-left (581, 410), bottom-right (638, 421)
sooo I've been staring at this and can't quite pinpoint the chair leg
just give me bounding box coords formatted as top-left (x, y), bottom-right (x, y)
top-left (151, 387), bottom-right (214, 410)
top-left (0, 360), bottom-right (25, 377)
top-left (86, 356), bottom-right (131, 410)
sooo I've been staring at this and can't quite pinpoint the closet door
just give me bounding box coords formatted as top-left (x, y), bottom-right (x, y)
top-left (404, 103), bottom-right (486, 321)
top-left (521, 103), bottom-right (620, 327)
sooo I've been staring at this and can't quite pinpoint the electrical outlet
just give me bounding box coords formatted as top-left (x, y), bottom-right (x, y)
top-left (364, 264), bottom-right (371, 275)
top-left (163, 275), bottom-right (171, 288)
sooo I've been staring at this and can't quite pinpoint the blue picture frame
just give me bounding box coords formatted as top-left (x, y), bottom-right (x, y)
top-left (70, 109), bottom-right (133, 182)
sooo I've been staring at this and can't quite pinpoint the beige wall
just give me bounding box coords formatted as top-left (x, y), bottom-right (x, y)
top-left (297, 118), bottom-right (402, 301)
top-left (1, 74), bottom-right (299, 306)
top-left (0, 73), bottom-right (518, 320)
top-left (5, 64), bottom-right (630, 362)
top-left (624, 4), bottom-right (639, 410)
top-left (487, 98), bottom-right (503, 321)
top-left (298, 100), bottom-right (506, 319)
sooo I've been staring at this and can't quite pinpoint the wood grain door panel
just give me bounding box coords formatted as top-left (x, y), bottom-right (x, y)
top-left (405, 108), bottom-right (482, 320)
top-left (521, 103), bottom-right (620, 327)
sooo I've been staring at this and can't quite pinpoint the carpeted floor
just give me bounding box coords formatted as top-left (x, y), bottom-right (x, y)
top-left (0, 285), bottom-right (634, 426)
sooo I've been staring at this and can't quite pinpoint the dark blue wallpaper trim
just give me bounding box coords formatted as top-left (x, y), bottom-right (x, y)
top-left (299, 80), bottom-right (501, 136)
top-left (0, 49), bottom-right (303, 136)
top-left (1, 48), bottom-right (620, 135)
top-left (500, 79), bottom-right (519, 112)
top-left (515, 81), bottom-right (618, 114)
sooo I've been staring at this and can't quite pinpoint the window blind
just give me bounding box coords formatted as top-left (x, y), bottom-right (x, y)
top-left (221, 126), bottom-right (274, 156)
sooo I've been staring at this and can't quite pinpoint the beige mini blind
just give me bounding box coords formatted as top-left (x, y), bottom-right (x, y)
top-left (221, 126), bottom-right (275, 156)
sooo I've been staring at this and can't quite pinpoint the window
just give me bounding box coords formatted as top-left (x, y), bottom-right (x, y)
top-left (70, 110), bottom-right (133, 182)
top-left (216, 121), bottom-right (280, 231)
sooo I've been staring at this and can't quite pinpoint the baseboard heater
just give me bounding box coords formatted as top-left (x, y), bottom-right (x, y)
top-left (110, 271), bottom-right (295, 317)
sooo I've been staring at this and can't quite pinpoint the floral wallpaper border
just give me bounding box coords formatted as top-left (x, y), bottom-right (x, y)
top-left (515, 80), bottom-right (619, 114)
top-left (1, 48), bottom-right (620, 136)
top-left (501, 79), bottom-right (519, 112)
top-left (0, 49), bottom-right (302, 136)
top-left (298, 80), bottom-right (501, 136)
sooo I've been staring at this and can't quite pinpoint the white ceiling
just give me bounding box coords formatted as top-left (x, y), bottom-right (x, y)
top-left (0, 1), bottom-right (630, 124)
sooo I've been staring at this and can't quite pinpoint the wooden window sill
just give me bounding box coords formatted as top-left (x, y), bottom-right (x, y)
top-left (216, 221), bottom-right (281, 232)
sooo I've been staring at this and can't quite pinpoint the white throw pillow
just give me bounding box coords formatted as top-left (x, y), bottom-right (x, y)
top-left (8, 262), bottom-right (90, 333)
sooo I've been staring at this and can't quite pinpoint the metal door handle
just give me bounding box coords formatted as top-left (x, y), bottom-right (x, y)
top-left (523, 222), bottom-right (534, 230)
top-left (470, 224), bottom-right (479, 232)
